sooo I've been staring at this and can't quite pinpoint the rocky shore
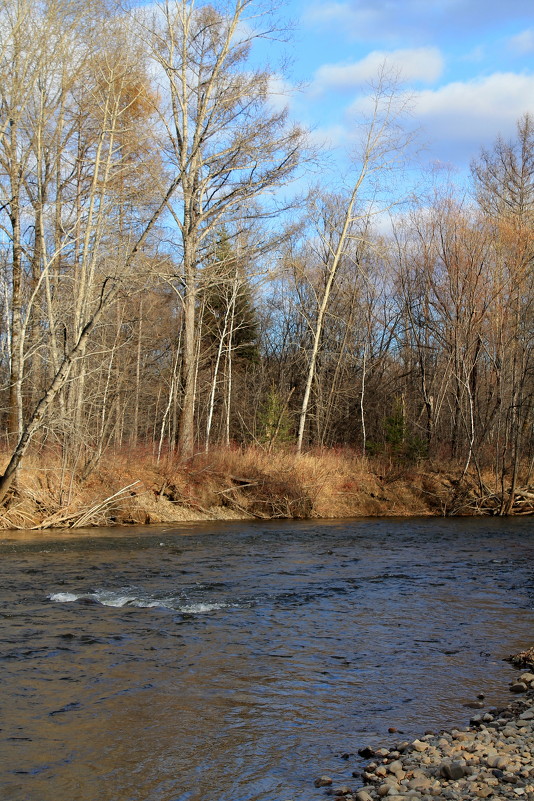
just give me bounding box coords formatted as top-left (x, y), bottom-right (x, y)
top-left (314, 648), bottom-right (534, 801)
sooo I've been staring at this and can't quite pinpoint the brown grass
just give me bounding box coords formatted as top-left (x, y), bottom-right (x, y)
top-left (0, 444), bottom-right (457, 531)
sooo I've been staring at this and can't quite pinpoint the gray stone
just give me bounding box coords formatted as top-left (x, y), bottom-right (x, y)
top-left (501, 773), bottom-right (519, 784)
top-left (442, 790), bottom-right (461, 800)
top-left (409, 777), bottom-right (435, 791)
top-left (363, 771), bottom-right (379, 783)
top-left (510, 682), bottom-right (528, 694)
top-left (439, 761), bottom-right (471, 780)
top-left (487, 756), bottom-right (511, 770)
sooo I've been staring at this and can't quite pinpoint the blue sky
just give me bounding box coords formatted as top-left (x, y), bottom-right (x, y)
top-left (264, 0), bottom-right (534, 179)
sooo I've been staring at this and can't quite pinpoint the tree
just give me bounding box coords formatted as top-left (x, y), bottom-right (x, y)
top-left (200, 230), bottom-right (259, 448)
top-left (0, 2), bottom-right (179, 503)
top-left (144, 0), bottom-right (305, 457)
top-left (471, 115), bottom-right (534, 511)
top-left (296, 68), bottom-right (413, 452)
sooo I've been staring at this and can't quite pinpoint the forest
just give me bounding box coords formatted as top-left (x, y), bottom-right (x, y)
top-left (0, 0), bottom-right (532, 524)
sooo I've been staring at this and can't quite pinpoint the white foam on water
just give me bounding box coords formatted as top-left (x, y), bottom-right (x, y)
top-left (97, 592), bottom-right (137, 607)
top-left (48, 591), bottom-right (231, 613)
top-left (179, 602), bottom-right (229, 613)
top-left (48, 591), bottom-right (156, 607)
top-left (48, 592), bottom-right (80, 603)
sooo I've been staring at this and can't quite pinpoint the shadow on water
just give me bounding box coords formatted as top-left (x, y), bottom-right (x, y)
top-left (0, 516), bottom-right (533, 801)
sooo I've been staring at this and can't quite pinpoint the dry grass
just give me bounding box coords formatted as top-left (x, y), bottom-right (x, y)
top-left (0, 444), bottom-right (473, 531)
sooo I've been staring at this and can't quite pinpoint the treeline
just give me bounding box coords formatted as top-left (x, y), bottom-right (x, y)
top-left (0, 0), bottom-right (532, 508)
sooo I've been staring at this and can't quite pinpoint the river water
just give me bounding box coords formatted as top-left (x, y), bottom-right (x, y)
top-left (1, 517), bottom-right (533, 801)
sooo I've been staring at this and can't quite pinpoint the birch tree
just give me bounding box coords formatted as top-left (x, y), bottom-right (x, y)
top-left (0, 5), bottom-right (178, 502)
top-left (296, 69), bottom-right (413, 452)
top-left (145, 0), bottom-right (305, 457)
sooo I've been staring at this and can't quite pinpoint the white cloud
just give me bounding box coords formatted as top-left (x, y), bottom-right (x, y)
top-left (308, 124), bottom-right (349, 149)
top-left (346, 72), bottom-right (534, 166)
top-left (461, 45), bottom-right (486, 63)
top-left (508, 29), bottom-right (534, 55)
top-left (312, 48), bottom-right (444, 93)
top-left (413, 73), bottom-right (534, 137)
top-left (267, 74), bottom-right (295, 113)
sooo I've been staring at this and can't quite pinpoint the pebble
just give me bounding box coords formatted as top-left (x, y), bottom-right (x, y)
top-left (312, 648), bottom-right (534, 801)
top-left (510, 683), bottom-right (528, 694)
top-left (412, 739), bottom-right (429, 752)
top-left (439, 761), bottom-right (471, 780)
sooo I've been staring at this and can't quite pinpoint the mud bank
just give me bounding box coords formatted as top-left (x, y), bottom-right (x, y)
top-left (0, 446), bottom-right (530, 530)
top-left (0, 450), bottom-right (453, 530)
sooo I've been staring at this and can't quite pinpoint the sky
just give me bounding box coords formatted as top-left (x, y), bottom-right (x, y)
top-left (263, 0), bottom-right (534, 184)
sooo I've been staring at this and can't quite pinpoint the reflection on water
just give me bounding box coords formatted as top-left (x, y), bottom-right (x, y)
top-left (0, 517), bottom-right (533, 801)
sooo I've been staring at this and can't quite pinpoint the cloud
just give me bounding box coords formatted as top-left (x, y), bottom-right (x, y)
top-left (308, 124), bottom-right (349, 149)
top-left (304, 0), bottom-right (534, 44)
top-left (460, 45), bottom-right (486, 63)
top-left (413, 72), bottom-right (534, 137)
top-left (508, 29), bottom-right (534, 54)
top-left (346, 72), bottom-right (534, 166)
top-left (267, 74), bottom-right (296, 113)
top-left (312, 48), bottom-right (444, 93)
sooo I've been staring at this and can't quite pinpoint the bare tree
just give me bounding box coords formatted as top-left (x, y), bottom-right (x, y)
top-left (0, 4), bottom-right (181, 502)
top-left (472, 114), bottom-right (534, 510)
top-left (144, 0), bottom-right (305, 456)
top-left (296, 69), bottom-right (413, 452)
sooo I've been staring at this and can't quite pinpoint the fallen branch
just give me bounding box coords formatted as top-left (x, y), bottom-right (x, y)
top-left (71, 482), bottom-right (141, 529)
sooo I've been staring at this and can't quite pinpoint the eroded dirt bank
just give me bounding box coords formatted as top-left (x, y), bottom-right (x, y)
top-left (0, 447), bottom-right (530, 530)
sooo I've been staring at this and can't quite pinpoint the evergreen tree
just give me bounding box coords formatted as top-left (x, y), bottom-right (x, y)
top-left (200, 231), bottom-right (259, 366)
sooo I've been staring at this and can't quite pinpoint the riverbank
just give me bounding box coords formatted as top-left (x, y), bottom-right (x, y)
top-left (0, 446), bottom-right (445, 529)
top-left (313, 648), bottom-right (534, 801)
top-left (0, 445), bottom-right (530, 529)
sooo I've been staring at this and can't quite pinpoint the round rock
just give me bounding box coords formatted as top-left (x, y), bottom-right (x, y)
top-left (440, 761), bottom-right (471, 780)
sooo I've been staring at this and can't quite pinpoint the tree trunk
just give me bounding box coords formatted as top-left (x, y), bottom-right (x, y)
top-left (178, 247), bottom-right (197, 458)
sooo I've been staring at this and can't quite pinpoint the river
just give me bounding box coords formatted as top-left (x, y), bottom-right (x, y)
top-left (1, 517), bottom-right (533, 801)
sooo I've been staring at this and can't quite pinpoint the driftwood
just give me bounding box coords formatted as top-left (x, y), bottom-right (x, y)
top-left (507, 645), bottom-right (534, 670)
top-left (30, 481), bottom-right (141, 530)
top-left (449, 484), bottom-right (534, 516)
top-left (474, 485), bottom-right (534, 516)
